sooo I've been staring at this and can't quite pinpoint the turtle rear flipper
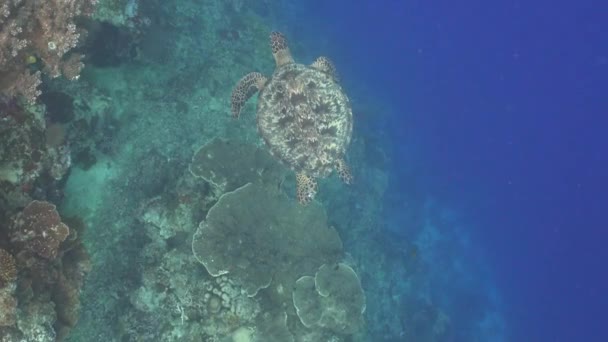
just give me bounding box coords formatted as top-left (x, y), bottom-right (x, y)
top-left (312, 56), bottom-right (339, 81)
top-left (336, 158), bottom-right (353, 184)
top-left (296, 173), bottom-right (318, 205)
top-left (231, 72), bottom-right (268, 118)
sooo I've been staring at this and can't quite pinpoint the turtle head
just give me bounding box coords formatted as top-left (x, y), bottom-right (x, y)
top-left (270, 31), bottom-right (294, 67)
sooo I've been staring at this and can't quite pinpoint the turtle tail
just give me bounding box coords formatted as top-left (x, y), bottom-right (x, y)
top-left (231, 72), bottom-right (267, 118)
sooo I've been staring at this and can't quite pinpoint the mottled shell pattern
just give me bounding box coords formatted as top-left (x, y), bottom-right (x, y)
top-left (257, 62), bottom-right (352, 178)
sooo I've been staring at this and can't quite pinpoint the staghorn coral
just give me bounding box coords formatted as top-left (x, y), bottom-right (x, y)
top-left (0, 0), bottom-right (97, 103)
top-left (9, 200), bottom-right (70, 259)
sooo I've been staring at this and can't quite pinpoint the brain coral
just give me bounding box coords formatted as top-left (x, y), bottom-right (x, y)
top-left (192, 182), bottom-right (343, 297)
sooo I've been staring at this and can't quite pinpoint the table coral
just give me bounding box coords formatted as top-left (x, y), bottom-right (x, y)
top-left (293, 263), bottom-right (366, 334)
top-left (190, 138), bottom-right (285, 194)
top-left (192, 182), bottom-right (343, 297)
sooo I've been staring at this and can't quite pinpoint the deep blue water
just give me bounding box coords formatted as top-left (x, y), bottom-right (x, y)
top-left (294, 1), bottom-right (608, 341)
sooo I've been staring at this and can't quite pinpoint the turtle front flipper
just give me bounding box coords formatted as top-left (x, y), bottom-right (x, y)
top-left (311, 56), bottom-right (339, 81)
top-left (231, 72), bottom-right (268, 118)
top-left (336, 158), bottom-right (353, 185)
top-left (270, 31), bottom-right (294, 67)
top-left (296, 173), bottom-right (318, 205)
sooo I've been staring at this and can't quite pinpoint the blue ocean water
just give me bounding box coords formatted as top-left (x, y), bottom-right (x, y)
top-left (294, 1), bottom-right (608, 341)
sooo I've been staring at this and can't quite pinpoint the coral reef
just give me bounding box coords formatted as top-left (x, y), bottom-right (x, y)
top-left (0, 19), bottom-right (90, 335)
top-left (106, 135), bottom-right (366, 341)
top-left (0, 1), bottom-right (470, 341)
top-left (0, 102), bottom-right (46, 190)
top-left (115, 172), bottom-right (262, 340)
top-left (293, 263), bottom-right (366, 334)
top-left (0, 200), bottom-right (90, 341)
top-left (0, 0), bottom-right (97, 103)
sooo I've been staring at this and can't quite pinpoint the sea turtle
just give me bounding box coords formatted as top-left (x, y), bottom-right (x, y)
top-left (231, 31), bottom-right (353, 205)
